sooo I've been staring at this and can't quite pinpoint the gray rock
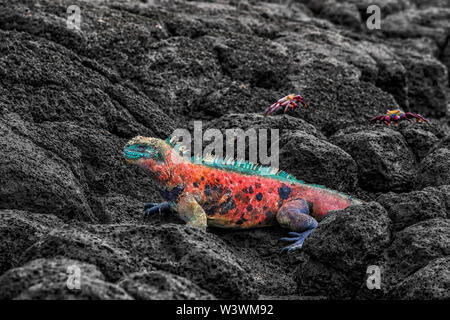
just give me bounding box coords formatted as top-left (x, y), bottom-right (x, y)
top-left (119, 270), bottom-right (215, 300)
top-left (0, 257), bottom-right (132, 300)
top-left (205, 33), bottom-right (289, 90)
top-left (384, 218), bottom-right (450, 288)
top-left (302, 0), bottom-right (412, 17)
top-left (411, 0), bottom-right (450, 8)
top-left (19, 228), bottom-right (137, 282)
top-left (394, 49), bottom-right (448, 117)
top-left (0, 120), bottom-right (93, 221)
top-left (340, 0), bottom-right (412, 15)
top-left (320, 2), bottom-right (362, 30)
top-left (295, 202), bottom-right (392, 298)
top-left (442, 40), bottom-right (450, 83)
top-left (0, 0), bottom-right (449, 300)
top-left (95, 224), bottom-right (258, 299)
top-left (437, 185), bottom-right (450, 217)
top-left (418, 148), bottom-right (450, 188)
top-left (361, 42), bottom-right (409, 110)
top-left (210, 226), bottom-right (299, 297)
top-left (272, 30), bottom-right (399, 135)
top-left (0, 210), bottom-right (64, 275)
top-left (206, 113), bottom-right (325, 140)
top-left (376, 187), bottom-right (447, 230)
top-left (390, 256), bottom-right (450, 299)
top-left (0, 29), bottom-right (174, 137)
top-left (399, 125), bottom-right (439, 160)
top-left (383, 7), bottom-right (450, 46)
top-left (429, 134), bottom-right (450, 152)
top-left (331, 127), bottom-right (417, 191)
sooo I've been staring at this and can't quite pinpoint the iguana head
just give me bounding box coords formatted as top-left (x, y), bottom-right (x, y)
top-left (123, 136), bottom-right (168, 164)
top-left (124, 136), bottom-right (186, 185)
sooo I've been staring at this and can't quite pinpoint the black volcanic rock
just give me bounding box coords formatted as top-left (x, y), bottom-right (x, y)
top-left (0, 210), bottom-right (65, 274)
top-left (399, 125), bottom-right (439, 160)
top-left (418, 147), bottom-right (450, 188)
top-left (382, 7), bottom-right (450, 46)
top-left (384, 219), bottom-right (450, 290)
top-left (295, 202), bottom-right (391, 298)
top-left (118, 271), bottom-right (215, 300)
top-left (207, 113), bottom-right (325, 138)
top-left (437, 185), bottom-right (450, 217)
top-left (0, 119), bottom-right (94, 221)
top-left (394, 49), bottom-right (448, 117)
top-left (0, 257), bottom-right (132, 300)
top-left (90, 224), bottom-right (258, 299)
top-left (19, 228), bottom-right (137, 282)
top-left (376, 187), bottom-right (448, 231)
top-left (390, 256), bottom-right (450, 300)
top-left (0, 0), bottom-right (449, 300)
top-left (0, 29), bottom-right (174, 138)
top-left (330, 127), bottom-right (417, 191)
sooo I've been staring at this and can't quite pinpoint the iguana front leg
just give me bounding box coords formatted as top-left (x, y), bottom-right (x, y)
top-left (172, 194), bottom-right (207, 230)
top-left (144, 202), bottom-right (171, 217)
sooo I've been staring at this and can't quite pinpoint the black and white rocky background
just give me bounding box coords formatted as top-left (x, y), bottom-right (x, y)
top-left (0, 0), bottom-right (449, 300)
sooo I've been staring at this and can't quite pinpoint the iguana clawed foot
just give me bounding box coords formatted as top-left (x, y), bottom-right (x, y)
top-left (280, 230), bottom-right (315, 253)
top-left (143, 202), bottom-right (170, 217)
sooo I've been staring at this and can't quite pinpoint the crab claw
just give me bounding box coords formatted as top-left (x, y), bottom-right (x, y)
top-left (264, 94), bottom-right (306, 116)
top-left (405, 112), bottom-right (430, 124)
top-left (370, 116), bottom-right (380, 125)
top-left (370, 115), bottom-right (390, 125)
top-left (292, 95), bottom-right (307, 109)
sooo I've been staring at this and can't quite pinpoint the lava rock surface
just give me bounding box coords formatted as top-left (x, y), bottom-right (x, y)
top-left (0, 0), bottom-right (449, 299)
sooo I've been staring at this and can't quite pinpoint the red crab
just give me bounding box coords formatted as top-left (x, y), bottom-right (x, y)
top-left (370, 109), bottom-right (430, 125)
top-left (264, 94), bottom-right (307, 116)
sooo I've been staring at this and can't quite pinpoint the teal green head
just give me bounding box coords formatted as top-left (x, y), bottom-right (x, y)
top-left (123, 136), bottom-right (167, 165)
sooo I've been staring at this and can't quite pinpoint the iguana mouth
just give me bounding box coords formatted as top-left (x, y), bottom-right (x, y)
top-left (123, 148), bottom-right (142, 160)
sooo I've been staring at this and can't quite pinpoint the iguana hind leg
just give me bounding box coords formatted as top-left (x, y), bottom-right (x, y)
top-left (172, 194), bottom-right (207, 231)
top-left (276, 198), bottom-right (318, 253)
